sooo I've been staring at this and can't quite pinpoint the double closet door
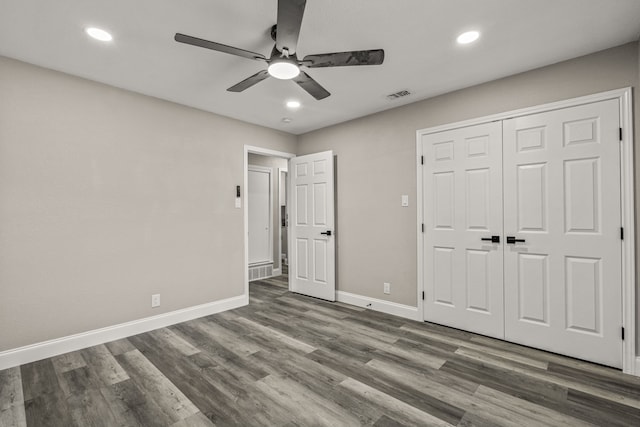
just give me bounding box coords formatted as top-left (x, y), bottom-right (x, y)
top-left (422, 99), bottom-right (622, 368)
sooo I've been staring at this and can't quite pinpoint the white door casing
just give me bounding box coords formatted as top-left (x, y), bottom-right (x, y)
top-left (288, 151), bottom-right (336, 301)
top-left (248, 166), bottom-right (272, 265)
top-left (422, 122), bottom-right (505, 338)
top-left (503, 99), bottom-right (622, 368)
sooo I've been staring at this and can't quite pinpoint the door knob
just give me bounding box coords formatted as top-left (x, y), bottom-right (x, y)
top-left (481, 235), bottom-right (500, 243)
top-left (506, 236), bottom-right (525, 244)
top-left (320, 230), bottom-right (332, 236)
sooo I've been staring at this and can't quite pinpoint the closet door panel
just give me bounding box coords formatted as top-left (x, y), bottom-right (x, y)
top-left (503, 99), bottom-right (622, 368)
top-left (422, 122), bottom-right (504, 338)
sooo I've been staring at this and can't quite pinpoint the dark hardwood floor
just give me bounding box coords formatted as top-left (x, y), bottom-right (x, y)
top-left (2, 274), bottom-right (640, 426)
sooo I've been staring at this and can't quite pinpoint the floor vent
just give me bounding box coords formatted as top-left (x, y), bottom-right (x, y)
top-left (386, 90), bottom-right (411, 100)
top-left (249, 263), bottom-right (274, 281)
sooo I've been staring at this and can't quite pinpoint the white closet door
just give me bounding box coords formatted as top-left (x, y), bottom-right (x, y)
top-left (248, 167), bottom-right (272, 265)
top-left (422, 122), bottom-right (504, 338)
top-left (503, 99), bottom-right (622, 368)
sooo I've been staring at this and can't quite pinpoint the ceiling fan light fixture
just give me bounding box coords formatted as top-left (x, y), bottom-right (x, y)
top-left (457, 30), bottom-right (480, 44)
top-left (268, 61), bottom-right (300, 80)
top-left (85, 27), bottom-right (113, 42)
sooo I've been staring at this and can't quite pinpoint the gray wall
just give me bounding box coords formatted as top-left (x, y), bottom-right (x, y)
top-left (0, 56), bottom-right (296, 352)
top-left (2, 41), bottom-right (639, 354)
top-left (248, 153), bottom-right (288, 270)
top-left (297, 43), bottom-right (639, 315)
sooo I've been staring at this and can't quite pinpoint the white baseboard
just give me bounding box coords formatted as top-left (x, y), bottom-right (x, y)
top-left (634, 357), bottom-right (640, 376)
top-left (272, 268), bottom-right (282, 277)
top-left (0, 294), bottom-right (248, 371)
top-left (336, 291), bottom-right (419, 321)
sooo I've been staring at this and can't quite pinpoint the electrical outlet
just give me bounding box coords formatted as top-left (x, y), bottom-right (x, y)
top-left (151, 294), bottom-right (161, 308)
top-left (383, 282), bottom-right (391, 294)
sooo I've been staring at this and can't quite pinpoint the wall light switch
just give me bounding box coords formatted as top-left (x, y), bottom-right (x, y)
top-left (401, 195), bottom-right (409, 207)
top-left (235, 197), bottom-right (242, 208)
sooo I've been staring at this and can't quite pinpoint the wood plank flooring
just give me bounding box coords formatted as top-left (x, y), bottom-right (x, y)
top-left (2, 274), bottom-right (640, 426)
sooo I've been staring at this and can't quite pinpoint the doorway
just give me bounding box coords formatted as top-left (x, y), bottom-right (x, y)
top-left (244, 146), bottom-right (337, 302)
top-left (248, 158), bottom-right (286, 280)
top-left (243, 145), bottom-right (295, 295)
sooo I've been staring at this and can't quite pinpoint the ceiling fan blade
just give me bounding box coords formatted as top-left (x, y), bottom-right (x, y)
top-left (227, 70), bottom-right (270, 92)
top-left (175, 33), bottom-right (267, 61)
top-left (276, 0), bottom-right (306, 54)
top-left (302, 49), bottom-right (385, 68)
top-left (293, 71), bottom-right (330, 100)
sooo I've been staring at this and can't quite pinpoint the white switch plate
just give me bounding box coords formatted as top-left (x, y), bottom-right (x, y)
top-left (383, 282), bottom-right (391, 294)
top-left (401, 195), bottom-right (409, 207)
top-left (235, 197), bottom-right (242, 208)
top-left (151, 294), bottom-right (161, 308)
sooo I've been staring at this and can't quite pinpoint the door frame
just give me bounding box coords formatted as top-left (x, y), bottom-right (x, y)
top-left (244, 145), bottom-right (295, 298)
top-left (416, 87), bottom-right (636, 375)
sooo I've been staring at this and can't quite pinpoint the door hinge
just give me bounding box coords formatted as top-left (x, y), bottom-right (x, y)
top-left (621, 227), bottom-right (624, 240)
top-left (421, 223), bottom-right (424, 233)
top-left (622, 326), bottom-right (625, 340)
top-left (619, 127), bottom-right (623, 141)
top-left (421, 155), bottom-right (424, 165)
top-left (422, 291), bottom-right (425, 300)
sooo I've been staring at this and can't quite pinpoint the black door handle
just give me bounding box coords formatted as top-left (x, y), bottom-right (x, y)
top-left (320, 230), bottom-right (332, 236)
top-left (506, 236), bottom-right (525, 244)
top-left (481, 235), bottom-right (500, 243)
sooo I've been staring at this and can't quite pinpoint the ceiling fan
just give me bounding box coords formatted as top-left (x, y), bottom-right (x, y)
top-left (174, 0), bottom-right (384, 100)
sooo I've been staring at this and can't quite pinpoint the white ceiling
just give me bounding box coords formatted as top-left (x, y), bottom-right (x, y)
top-left (1, 0), bottom-right (639, 135)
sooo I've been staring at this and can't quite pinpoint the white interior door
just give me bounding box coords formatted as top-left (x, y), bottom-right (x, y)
top-left (288, 151), bottom-right (335, 301)
top-left (503, 99), bottom-right (622, 368)
top-left (422, 122), bottom-right (504, 338)
top-left (248, 166), bottom-right (272, 265)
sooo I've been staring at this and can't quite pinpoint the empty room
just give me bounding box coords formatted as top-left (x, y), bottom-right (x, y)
top-left (2, 0), bottom-right (640, 426)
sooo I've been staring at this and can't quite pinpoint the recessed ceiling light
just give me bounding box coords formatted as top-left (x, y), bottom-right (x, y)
top-left (282, 118), bottom-right (292, 123)
top-left (457, 31), bottom-right (480, 45)
top-left (85, 27), bottom-right (113, 42)
top-left (286, 100), bottom-right (301, 109)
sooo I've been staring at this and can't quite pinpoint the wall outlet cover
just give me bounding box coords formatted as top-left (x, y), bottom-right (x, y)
top-left (151, 294), bottom-right (161, 308)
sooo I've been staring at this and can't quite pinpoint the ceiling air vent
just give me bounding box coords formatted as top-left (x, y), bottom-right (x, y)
top-left (386, 90), bottom-right (411, 100)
